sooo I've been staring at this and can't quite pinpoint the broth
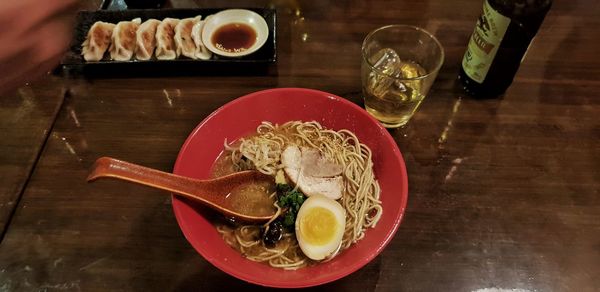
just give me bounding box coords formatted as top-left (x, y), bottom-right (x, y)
top-left (225, 181), bottom-right (275, 217)
top-left (211, 153), bottom-right (276, 217)
top-left (211, 153), bottom-right (238, 178)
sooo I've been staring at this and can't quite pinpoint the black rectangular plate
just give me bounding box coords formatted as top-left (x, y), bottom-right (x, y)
top-left (60, 8), bottom-right (276, 76)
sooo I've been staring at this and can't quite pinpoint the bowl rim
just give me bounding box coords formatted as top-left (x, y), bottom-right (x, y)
top-left (201, 8), bottom-right (269, 57)
top-left (172, 88), bottom-right (408, 288)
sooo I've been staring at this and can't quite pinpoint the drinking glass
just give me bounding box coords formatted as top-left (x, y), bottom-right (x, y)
top-left (361, 25), bottom-right (444, 128)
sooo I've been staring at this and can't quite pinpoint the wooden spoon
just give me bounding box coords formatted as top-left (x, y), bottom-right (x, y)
top-left (87, 157), bottom-right (276, 223)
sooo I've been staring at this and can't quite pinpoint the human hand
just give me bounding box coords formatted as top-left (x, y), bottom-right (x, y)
top-left (0, 0), bottom-right (78, 94)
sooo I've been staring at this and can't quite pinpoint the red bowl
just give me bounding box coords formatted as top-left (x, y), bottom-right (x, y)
top-left (172, 88), bottom-right (408, 288)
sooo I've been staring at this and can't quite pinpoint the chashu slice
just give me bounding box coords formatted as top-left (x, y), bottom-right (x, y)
top-left (281, 145), bottom-right (343, 200)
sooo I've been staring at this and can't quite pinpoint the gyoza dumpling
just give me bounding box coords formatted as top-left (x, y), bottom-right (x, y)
top-left (155, 18), bottom-right (180, 60)
top-left (135, 19), bottom-right (161, 60)
top-left (174, 16), bottom-right (201, 59)
top-left (110, 18), bottom-right (141, 61)
top-left (191, 16), bottom-right (212, 60)
top-left (82, 21), bottom-right (116, 61)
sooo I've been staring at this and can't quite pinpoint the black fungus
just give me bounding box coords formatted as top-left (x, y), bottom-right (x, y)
top-left (262, 220), bottom-right (283, 247)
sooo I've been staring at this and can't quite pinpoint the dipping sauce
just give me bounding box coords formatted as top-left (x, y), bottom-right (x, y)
top-left (211, 23), bottom-right (257, 53)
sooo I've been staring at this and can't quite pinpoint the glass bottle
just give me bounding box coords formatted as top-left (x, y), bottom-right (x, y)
top-left (458, 0), bottom-right (553, 98)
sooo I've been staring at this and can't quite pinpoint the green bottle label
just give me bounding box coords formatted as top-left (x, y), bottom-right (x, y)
top-left (462, 0), bottom-right (511, 83)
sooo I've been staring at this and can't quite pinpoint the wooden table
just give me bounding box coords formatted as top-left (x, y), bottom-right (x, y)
top-left (0, 0), bottom-right (598, 290)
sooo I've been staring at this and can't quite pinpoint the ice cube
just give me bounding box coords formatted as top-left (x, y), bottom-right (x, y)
top-left (367, 48), bottom-right (403, 97)
top-left (370, 48), bottom-right (403, 77)
top-left (366, 48), bottom-right (426, 101)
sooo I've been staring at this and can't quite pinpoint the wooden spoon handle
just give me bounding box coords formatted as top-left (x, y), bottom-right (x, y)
top-left (87, 157), bottom-right (210, 203)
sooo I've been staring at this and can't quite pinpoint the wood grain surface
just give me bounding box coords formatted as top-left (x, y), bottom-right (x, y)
top-left (0, 77), bottom-right (65, 237)
top-left (0, 0), bottom-right (598, 291)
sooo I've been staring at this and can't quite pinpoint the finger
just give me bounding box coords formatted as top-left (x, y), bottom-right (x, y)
top-left (0, 0), bottom-right (78, 60)
top-left (32, 15), bottom-right (74, 64)
top-left (0, 0), bottom-right (78, 34)
top-left (0, 17), bottom-right (72, 92)
top-left (10, 14), bottom-right (73, 65)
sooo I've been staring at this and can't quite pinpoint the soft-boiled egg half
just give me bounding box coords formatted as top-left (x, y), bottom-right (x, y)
top-left (295, 195), bottom-right (346, 261)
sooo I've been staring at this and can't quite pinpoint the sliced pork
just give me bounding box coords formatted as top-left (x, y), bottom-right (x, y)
top-left (281, 145), bottom-right (343, 200)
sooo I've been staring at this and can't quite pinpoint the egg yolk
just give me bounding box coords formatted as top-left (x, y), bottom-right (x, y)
top-left (299, 207), bottom-right (338, 245)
